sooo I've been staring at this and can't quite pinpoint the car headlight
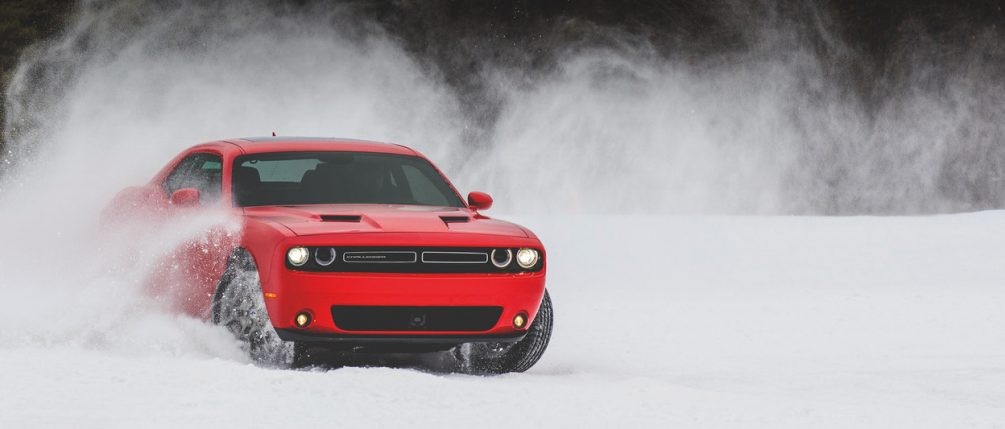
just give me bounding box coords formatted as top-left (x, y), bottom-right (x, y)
top-left (315, 247), bottom-right (337, 267)
top-left (516, 248), bottom-right (539, 269)
top-left (491, 248), bottom-right (513, 268)
top-left (287, 246), bottom-right (310, 266)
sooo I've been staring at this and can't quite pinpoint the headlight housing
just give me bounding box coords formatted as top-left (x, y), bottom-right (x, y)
top-left (491, 248), bottom-right (513, 268)
top-left (287, 246), bottom-right (310, 266)
top-left (516, 248), bottom-right (540, 269)
top-left (314, 247), bottom-right (337, 266)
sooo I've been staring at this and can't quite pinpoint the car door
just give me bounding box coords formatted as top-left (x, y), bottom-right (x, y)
top-left (147, 151), bottom-right (237, 318)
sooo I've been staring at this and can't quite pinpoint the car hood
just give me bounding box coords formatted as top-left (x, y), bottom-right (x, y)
top-left (242, 204), bottom-right (528, 238)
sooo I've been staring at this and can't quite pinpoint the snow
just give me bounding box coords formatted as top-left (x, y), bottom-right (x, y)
top-left (3, 214), bottom-right (1005, 427)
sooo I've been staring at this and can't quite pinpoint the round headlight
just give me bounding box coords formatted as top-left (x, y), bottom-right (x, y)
top-left (287, 247), bottom-right (310, 266)
top-left (515, 248), bottom-right (539, 269)
top-left (315, 247), bottom-right (337, 266)
top-left (491, 248), bottom-right (513, 268)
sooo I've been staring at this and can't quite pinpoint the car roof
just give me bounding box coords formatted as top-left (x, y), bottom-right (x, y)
top-left (220, 136), bottom-right (418, 156)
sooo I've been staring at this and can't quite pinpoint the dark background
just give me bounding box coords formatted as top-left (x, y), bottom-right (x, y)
top-left (1, 0), bottom-right (1002, 154)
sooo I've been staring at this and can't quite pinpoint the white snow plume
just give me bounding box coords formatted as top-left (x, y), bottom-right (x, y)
top-left (0, 195), bottom-right (244, 359)
top-left (0, 0), bottom-right (470, 355)
top-left (2, 1), bottom-right (464, 195)
top-left (5, 1), bottom-right (1005, 216)
top-left (471, 51), bottom-right (799, 214)
top-left (0, 1), bottom-right (464, 356)
top-left (471, 19), bottom-right (1005, 215)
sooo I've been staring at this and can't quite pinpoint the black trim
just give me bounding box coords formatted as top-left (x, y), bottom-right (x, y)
top-left (286, 246), bottom-right (543, 273)
top-left (343, 250), bottom-right (418, 264)
top-left (421, 251), bottom-right (488, 264)
top-left (331, 306), bottom-right (502, 331)
top-left (320, 214), bottom-right (362, 222)
top-left (275, 329), bottom-right (526, 345)
top-left (439, 215), bottom-right (470, 224)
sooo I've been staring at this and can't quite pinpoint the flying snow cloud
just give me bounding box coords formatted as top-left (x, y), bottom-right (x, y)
top-left (0, 0), bottom-right (467, 355)
top-left (4, 0), bottom-right (1005, 216)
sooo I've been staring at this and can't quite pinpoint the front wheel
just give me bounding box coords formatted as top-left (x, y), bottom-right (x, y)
top-left (462, 290), bottom-right (554, 374)
top-left (212, 250), bottom-right (296, 367)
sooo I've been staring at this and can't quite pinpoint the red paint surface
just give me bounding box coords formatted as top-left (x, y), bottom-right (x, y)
top-left (105, 137), bottom-right (547, 337)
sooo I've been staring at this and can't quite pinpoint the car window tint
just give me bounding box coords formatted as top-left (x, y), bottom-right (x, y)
top-left (250, 158), bottom-right (321, 182)
top-left (233, 152), bottom-right (463, 207)
top-left (164, 153), bottom-right (223, 203)
top-left (402, 164), bottom-right (449, 206)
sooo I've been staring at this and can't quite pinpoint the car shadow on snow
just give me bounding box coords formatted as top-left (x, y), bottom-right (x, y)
top-left (291, 348), bottom-right (472, 375)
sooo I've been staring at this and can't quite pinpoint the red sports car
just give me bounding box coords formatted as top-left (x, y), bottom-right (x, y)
top-left (106, 137), bottom-right (552, 373)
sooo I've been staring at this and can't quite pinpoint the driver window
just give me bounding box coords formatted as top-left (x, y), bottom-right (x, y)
top-left (164, 153), bottom-right (223, 204)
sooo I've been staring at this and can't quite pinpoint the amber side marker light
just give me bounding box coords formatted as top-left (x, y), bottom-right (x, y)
top-left (513, 312), bottom-right (528, 329)
top-left (295, 312), bottom-right (312, 328)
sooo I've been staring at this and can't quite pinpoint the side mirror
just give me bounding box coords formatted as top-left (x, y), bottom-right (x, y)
top-left (467, 191), bottom-right (493, 211)
top-left (170, 188), bottom-right (201, 207)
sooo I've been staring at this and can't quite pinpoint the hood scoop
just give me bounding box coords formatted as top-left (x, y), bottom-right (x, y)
top-left (440, 215), bottom-right (470, 224)
top-left (320, 214), bottom-right (362, 222)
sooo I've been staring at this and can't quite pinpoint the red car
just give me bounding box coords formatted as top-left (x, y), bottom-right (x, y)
top-left (106, 137), bottom-right (553, 373)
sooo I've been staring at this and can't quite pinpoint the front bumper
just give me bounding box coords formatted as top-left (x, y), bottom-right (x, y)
top-left (263, 270), bottom-right (547, 340)
top-left (275, 330), bottom-right (528, 353)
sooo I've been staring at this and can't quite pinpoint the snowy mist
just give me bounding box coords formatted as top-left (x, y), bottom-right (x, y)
top-left (3, 1), bottom-right (1005, 215)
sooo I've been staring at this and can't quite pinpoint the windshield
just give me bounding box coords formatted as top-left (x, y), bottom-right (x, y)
top-left (232, 151), bottom-right (465, 208)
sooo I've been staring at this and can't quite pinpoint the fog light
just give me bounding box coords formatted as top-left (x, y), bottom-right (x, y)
top-left (287, 247), bottom-right (310, 266)
top-left (513, 312), bottom-right (528, 329)
top-left (295, 312), bottom-right (312, 327)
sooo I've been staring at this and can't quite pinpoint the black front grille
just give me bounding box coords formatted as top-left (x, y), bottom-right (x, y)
top-left (287, 246), bottom-right (543, 273)
top-left (343, 251), bottom-right (417, 263)
top-left (421, 251), bottom-right (488, 263)
top-left (331, 306), bottom-right (503, 331)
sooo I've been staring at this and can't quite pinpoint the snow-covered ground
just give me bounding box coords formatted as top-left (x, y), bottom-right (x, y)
top-left (3, 214), bottom-right (1005, 427)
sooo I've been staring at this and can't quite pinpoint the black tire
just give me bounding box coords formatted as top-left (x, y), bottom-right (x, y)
top-left (212, 249), bottom-right (296, 367)
top-left (463, 290), bottom-right (554, 374)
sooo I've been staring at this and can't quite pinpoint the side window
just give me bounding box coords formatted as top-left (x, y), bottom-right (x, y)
top-left (164, 153), bottom-right (223, 204)
top-left (401, 165), bottom-right (449, 206)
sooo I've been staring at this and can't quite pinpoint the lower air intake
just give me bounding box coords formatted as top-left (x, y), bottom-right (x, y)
top-left (331, 306), bottom-right (503, 331)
